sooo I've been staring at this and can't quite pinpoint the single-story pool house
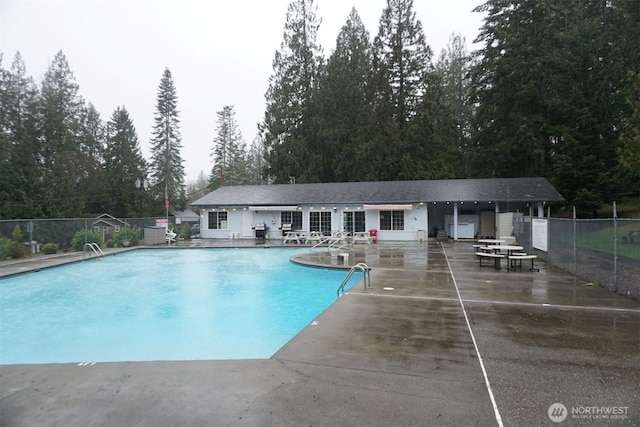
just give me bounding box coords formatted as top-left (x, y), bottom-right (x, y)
top-left (190, 178), bottom-right (565, 242)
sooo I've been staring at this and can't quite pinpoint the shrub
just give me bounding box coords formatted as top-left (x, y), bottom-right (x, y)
top-left (42, 243), bottom-right (58, 254)
top-left (182, 223), bottom-right (192, 240)
top-left (0, 237), bottom-right (19, 260)
top-left (105, 239), bottom-right (115, 248)
top-left (114, 227), bottom-right (142, 247)
top-left (70, 230), bottom-right (102, 252)
top-left (11, 224), bottom-right (23, 243)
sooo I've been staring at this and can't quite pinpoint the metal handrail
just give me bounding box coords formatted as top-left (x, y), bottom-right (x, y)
top-left (311, 231), bottom-right (352, 250)
top-left (337, 262), bottom-right (370, 297)
top-left (83, 242), bottom-right (104, 259)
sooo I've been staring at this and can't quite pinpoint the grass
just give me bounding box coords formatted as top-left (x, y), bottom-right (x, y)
top-left (577, 222), bottom-right (640, 259)
top-left (598, 197), bottom-right (640, 219)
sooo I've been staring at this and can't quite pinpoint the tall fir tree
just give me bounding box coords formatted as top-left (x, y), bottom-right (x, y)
top-left (367, 0), bottom-right (434, 180)
top-left (104, 107), bottom-right (149, 217)
top-left (0, 52), bottom-right (44, 219)
top-left (209, 105), bottom-right (246, 190)
top-left (261, 0), bottom-right (323, 183)
top-left (148, 68), bottom-right (186, 213)
top-left (314, 7), bottom-right (373, 182)
top-left (76, 102), bottom-right (105, 214)
top-left (39, 50), bottom-right (86, 216)
top-left (429, 33), bottom-right (473, 178)
top-left (246, 136), bottom-right (266, 185)
top-left (617, 71), bottom-right (640, 195)
top-left (471, 0), bottom-right (635, 214)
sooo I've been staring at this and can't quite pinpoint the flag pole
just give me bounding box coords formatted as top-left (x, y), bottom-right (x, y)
top-left (165, 183), bottom-right (170, 245)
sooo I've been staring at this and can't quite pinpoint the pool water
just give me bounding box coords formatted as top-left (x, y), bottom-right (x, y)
top-left (0, 248), bottom-right (357, 364)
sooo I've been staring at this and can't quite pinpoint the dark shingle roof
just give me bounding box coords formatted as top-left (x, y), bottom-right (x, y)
top-left (191, 178), bottom-right (565, 207)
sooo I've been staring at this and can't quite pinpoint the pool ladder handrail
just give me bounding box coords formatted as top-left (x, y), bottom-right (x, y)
top-left (337, 262), bottom-right (371, 297)
top-left (83, 242), bottom-right (105, 259)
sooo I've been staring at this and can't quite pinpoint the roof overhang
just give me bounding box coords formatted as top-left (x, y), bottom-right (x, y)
top-left (248, 206), bottom-right (299, 211)
top-left (363, 204), bottom-right (413, 211)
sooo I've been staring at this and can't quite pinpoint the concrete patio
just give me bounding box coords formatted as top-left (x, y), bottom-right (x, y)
top-left (1, 240), bottom-right (638, 426)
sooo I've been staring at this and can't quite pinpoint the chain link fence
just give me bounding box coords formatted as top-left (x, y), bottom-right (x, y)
top-left (0, 217), bottom-right (181, 257)
top-left (515, 215), bottom-right (640, 302)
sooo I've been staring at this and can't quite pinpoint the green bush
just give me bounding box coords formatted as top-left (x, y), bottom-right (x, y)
top-left (114, 227), bottom-right (142, 247)
top-left (70, 230), bottom-right (103, 252)
top-left (0, 237), bottom-right (22, 260)
top-left (42, 243), bottom-right (58, 254)
top-left (182, 223), bottom-right (192, 239)
top-left (11, 224), bottom-right (23, 243)
top-left (105, 239), bottom-right (115, 248)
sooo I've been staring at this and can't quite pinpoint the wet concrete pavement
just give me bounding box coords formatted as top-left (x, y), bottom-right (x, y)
top-left (1, 240), bottom-right (638, 426)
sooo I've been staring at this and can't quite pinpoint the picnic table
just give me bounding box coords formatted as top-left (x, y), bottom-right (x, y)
top-left (352, 231), bottom-right (372, 244)
top-left (283, 231), bottom-right (305, 244)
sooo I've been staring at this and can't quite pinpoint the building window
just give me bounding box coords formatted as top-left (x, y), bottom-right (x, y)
top-left (281, 211), bottom-right (302, 230)
top-left (309, 211), bottom-right (332, 235)
top-left (379, 210), bottom-right (404, 230)
top-left (344, 211), bottom-right (365, 233)
top-left (208, 211), bottom-right (228, 230)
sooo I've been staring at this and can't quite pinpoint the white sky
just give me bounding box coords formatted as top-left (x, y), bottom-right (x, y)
top-left (1, 0), bottom-right (486, 183)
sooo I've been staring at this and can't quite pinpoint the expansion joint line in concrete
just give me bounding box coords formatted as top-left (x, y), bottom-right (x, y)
top-left (440, 242), bottom-right (504, 427)
top-left (348, 293), bottom-right (640, 314)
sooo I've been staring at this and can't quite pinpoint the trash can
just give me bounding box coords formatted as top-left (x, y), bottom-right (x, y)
top-left (368, 229), bottom-right (377, 243)
top-left (417, 229), bottom-right (425, 243)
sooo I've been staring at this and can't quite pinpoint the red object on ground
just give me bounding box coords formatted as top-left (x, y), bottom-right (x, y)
top-left (369, 229), bottom-right (378, 243)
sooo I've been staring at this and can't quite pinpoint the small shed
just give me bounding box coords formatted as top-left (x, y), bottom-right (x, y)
top-left (92, 213), bottom-right (128, 242)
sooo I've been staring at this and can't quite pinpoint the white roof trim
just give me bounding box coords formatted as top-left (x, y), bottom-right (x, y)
top-left (363, 204), bottom-right (413, 211)
top-left (248, 206), bottom-right (299, 211)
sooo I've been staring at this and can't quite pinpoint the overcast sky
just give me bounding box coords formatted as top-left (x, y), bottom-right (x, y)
top-left (1, 0), bottom-right (486, 183)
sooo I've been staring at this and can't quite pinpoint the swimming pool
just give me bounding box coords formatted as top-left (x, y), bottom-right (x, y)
top-left (0, 248), bottom-right (357, 364)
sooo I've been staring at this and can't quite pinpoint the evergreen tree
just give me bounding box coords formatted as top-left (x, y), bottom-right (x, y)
top-left (471, 0), bottom-right (633, 215)
top-left (39, 50), bottom-right (86, 216)
top-left (617, 71), bottom-right (640, 197)
top-left (374, 0), bottom-right (432, 128)
top-left (314, 8), bottom-right (373, 182)
top-left (367, 0), bottom-right (434, 180)
top-left (0, 52), bottom-right (43, 219)
top-left (618, 72), bottom-right (640, 196)
top-left (76, 102), bottom-right (105, 213)
top-left (186, 170), bottom-right (209, 204)
top-left (209, 105), bottom-right (246, 189)
top-left (148, 68), bottom-right (186, 213)
top-left (433, 33), bottom-right (473, 178)
top-left (261, 0), bottom-right (323, 183)
top-left (104, 107), bottom-right (148, 217)
top-left (246, 136), bottom-right (267, 185)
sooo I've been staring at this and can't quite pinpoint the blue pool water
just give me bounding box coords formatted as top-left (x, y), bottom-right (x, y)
top-left (0, 248), bottom-right (357, 364)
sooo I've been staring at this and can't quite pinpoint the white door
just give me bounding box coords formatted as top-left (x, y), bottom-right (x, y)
top-left (242, 210), bottom-right (253, 237)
